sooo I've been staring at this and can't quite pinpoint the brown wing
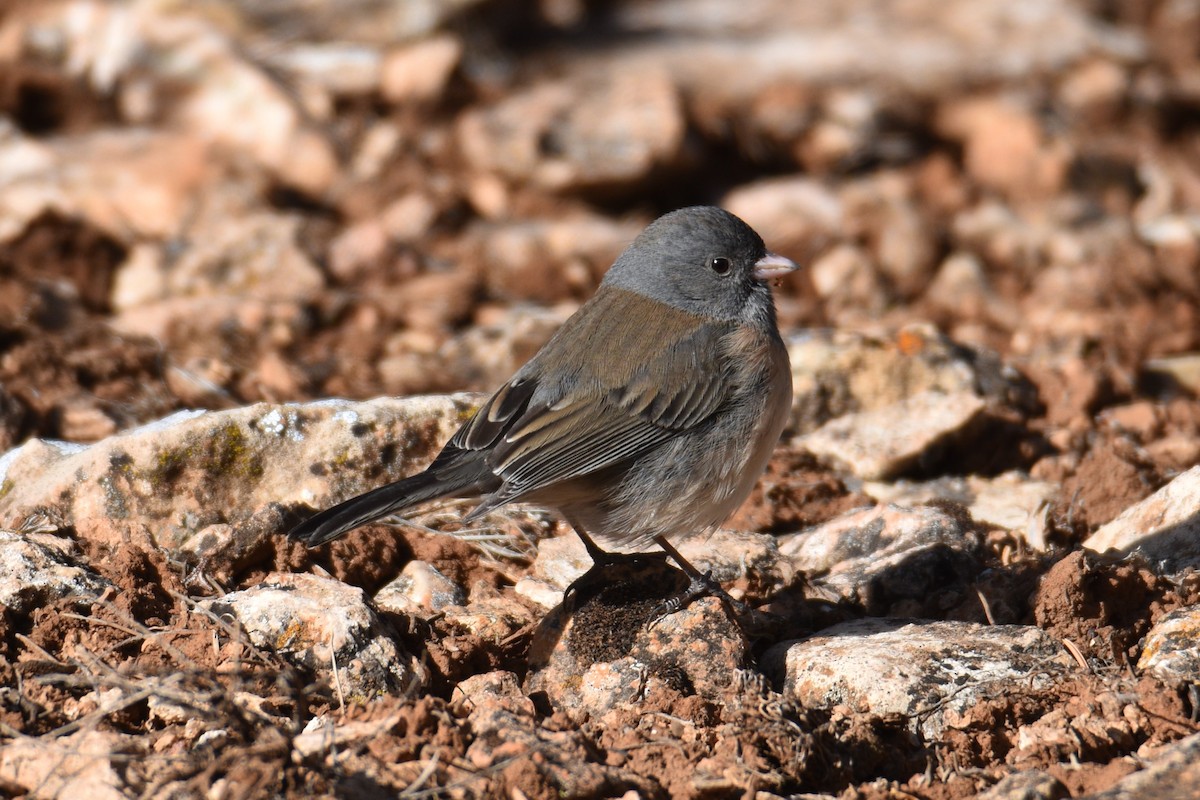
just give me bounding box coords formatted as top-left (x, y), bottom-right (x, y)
top-left (444, 288), bottom-right (737, 511)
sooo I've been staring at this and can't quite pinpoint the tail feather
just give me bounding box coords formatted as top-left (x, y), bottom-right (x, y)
top-left (289, 471), bottom-right (451, 547)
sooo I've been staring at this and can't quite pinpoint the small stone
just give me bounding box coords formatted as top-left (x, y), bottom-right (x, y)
top-left (977, 770), bottom-right (1067, 800)
top-left (798, 390), bottom-right (987, 481)
top-left (0, 530), bottom-right (112, 614)
top-left (202, 572), bottom-right (418, 698)
top-left (111, 243), bottom-right (165, 312)
top-left (381, 35), bottom-right (462, 103)
top-left (777, 503), bottom-right (980, 613)
top-left (381, 192), bottom-right (438, 242)
top-left (374, 560), bottom-right (466, 617)
top-left (1081, 732), bottom-right (1200, 799)
top-left (452, 670), bottom-right (535, 717)
top-left (1084, 465), bottom-right (1200, 574)
top-left (1142, 354), bottom-right (1200, 397)
top-left (864, 472), bottom-right (1055, 546)
top-left (808, 244), bottom-right (887, 322)
top-left (1136, 605), bottom-right (1200, 685)
top-left (272, 43), bottom-right (382, 95)
top-left (763, 618), bottom-right (1069, 740)
top-left (457, 68), bottom-right (684, 192)
top-left (722, 176), bottom-right (843, 251)
top-left (59, 400), bottom-right (118, 442)
top-left (0, 730), bottom-right (130, 800)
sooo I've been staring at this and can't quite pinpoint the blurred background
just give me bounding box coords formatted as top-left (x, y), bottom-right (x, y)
top-left (0, 0), bottom-right (1197, 452)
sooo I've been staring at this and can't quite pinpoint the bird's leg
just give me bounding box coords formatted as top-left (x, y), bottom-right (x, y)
top-left (562, 520), bottom-right (671, 609)
top-left (651, 535), bottom-right (745, 616)
top-left (652, 535), bottom-right (782, 635)
top-left (567, 519), bottom-right (670, 569)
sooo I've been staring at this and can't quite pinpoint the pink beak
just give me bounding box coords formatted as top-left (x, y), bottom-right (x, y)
top-left (752, 252), bottom-right (798, 281)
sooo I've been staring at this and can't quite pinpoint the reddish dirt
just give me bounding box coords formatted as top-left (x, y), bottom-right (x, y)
top-left (2, 2), bottom-right (1200, 798)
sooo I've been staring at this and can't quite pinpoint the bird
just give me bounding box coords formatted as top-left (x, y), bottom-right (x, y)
top-left (288, 206), bottom-right (796, 574)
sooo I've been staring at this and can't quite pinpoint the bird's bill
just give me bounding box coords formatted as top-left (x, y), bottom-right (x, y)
top-left (752, 252), bottom-right (798, 281)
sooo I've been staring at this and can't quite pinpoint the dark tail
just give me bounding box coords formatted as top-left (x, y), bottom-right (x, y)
top-left (288, 471), bottom-right (452, 547)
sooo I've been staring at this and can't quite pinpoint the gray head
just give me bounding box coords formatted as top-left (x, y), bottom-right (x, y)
top-left (602, 206), bottom-right (796, 329)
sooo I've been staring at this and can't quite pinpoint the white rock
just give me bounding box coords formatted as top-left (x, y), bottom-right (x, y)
top-left (270, 43), bottom-right (382, 95)
top-left (203, 572), bottom-right (417, 699)
top-left (381, 35), bottom-right (462, 103)
top-left (374, 560), bottom-right (466, 617)
top-left (0, 729), bottom-right (130, 800)
top-left (165, 212), bottom-right (324, 302)
top-left (0, 396), bottom-right (479, 552)
top-left (1084, 465), bottom-right (1200, 574)
top-left (722, 176), bottom-right (844, 248)
top-left (777, 503), bottom-right (980, 612)
top-left (864, 471), bottom-right (1055, 545)
top-left (786, 326), bottom-right (1024, 434)
top-left (457, 68), bottom-right (684, 192)
top-left (1136, 605), bottom-right (1200, 685)
top-left (0, 530), bottom-right (111, 613)
top-left (764, 618), bottom-right (1069, 739)
top-left (798, 390), bottom-right (986, 481)
top-left (453, 670), bottom-right (535, 716)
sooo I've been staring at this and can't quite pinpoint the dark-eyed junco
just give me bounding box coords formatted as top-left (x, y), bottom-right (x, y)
top-left (289, 206), bottom-right (796, 564)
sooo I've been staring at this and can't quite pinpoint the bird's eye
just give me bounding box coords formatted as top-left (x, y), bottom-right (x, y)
top-left (710, 256), bottom-right (732, 275)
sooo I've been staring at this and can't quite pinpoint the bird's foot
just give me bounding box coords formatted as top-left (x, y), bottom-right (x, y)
top-left (648, 535), bottom-right (784, 636)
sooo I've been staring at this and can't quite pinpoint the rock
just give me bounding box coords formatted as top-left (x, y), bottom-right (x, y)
top-left (925, 251), bottom-right (998, 321)
top-left (381, 35), bottom-right (462, 103)
top-left (230, 0), bottom-right (487, 42)
top-left (453, 670), bottom-right (535, 717)
top-left (0, 530), bottom-right (112, 613)
top-left (514, 534), bottom-right (592, 608)
top-left (722, 176), bottom-right (844, 251)
top-left (763, 618), bottom-right (1070, 740)
top-left (978, 771), bottom-right (1068, 800)
top-left (0, 729), bottom-right (132, 800)
top-left (610, 0), bottom-right (1137, 95)
top-left (864, 471), bottom-right (1055, 547)
top-left (1083, 465), bottom-right (1200, 574)
top-left (374, 560), bottom-right (466, 617)
top-left (526, 559), bottom-right (747, 720)
top-left (808, 244), bottom-right (887, 322)
top-left (165, 212), bottom-right (324, 302)
top-left (269, 43), bottom-right (382, 96)
top-left (1141, 353), bottom-right (1200, 397)
top-left (1059, 59), bottom-right (1128, 117)
top-left (786, 325), bottom-right (1033, 434)
top-left (111, 243), bottom-right (166, 311)
top-left (171, 35), bottom-right (338, 194)
top-left (798, 390), bottom-right (987, 481)
top-left (457, 68), bottom-right (684, 193)
top-left (470, 215), bottom-right (641, 304)
top-left (0, 396), bottom-right (477, 552)
top-left (0, 129), bottom-right (215, 244)
top-left (438, 305), bottom-right (573, 391)
top-left (202, 572), bottom-right (418, 699)
top-left (463, 673), bottom-right (650, 795)
top-left (1136, 605), bottom-right (1200, 685)
top-left (777, 503), bottom-right (981, 614)
top-left (1078, 732), bottom-right (1200, 799)
top-left (58, 398), bottom-right (119, 442)
top-left (938, 96), bottom-right (1069, 199)
top-left (293, 707), bottom-right (425, 760)
top-left (1009, 692), bottom-right (1142, 767)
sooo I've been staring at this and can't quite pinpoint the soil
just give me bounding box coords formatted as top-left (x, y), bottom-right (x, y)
top-left (2, 1), bottom-right (1200, 798)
